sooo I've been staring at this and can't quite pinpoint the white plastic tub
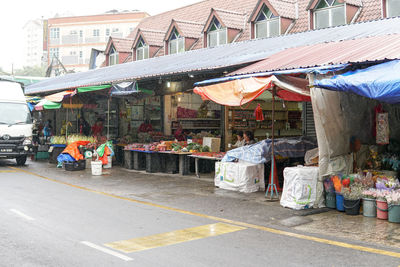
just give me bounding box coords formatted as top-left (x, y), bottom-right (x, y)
top-left (91, 161), bottom-right (102, 175)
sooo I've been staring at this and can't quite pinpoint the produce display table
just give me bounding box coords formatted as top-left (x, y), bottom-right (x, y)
top-left (189, 153), bottom-right (224, 178)
top-left (115, 144), bottom-right (127, 165)
top-left (159, 151), bottom-right (192, 175)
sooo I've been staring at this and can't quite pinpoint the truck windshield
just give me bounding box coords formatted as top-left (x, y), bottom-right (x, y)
top-left (0, 103), bottom-right (32, 125)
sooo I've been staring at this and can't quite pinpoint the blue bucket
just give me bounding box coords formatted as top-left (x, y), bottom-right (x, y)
top-left (336, 193), bottom-right (345, 212)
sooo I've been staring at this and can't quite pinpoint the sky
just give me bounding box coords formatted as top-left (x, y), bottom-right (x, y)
top-left (0, 0), bottom-right (201, 72)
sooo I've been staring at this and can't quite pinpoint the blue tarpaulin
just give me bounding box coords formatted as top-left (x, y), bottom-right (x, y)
top-left (314, 60), bottom-right (400, 104)
top-left (222, 137), bottom-right (317, 164)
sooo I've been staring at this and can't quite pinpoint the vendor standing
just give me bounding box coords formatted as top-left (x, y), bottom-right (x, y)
top-left (78, 117), bottom-right (91, 136)
top-left (91, 118), bottom-right (104, 137)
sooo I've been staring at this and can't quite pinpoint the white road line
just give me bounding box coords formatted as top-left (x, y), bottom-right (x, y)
top-left (81, 241), bottom-right (133, 262)
top-left (10, 209), bottom-right (35, 221)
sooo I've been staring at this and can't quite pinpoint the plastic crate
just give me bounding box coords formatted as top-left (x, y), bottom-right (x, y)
top-left (35, 151), bottom-right (49, 160)
top-left (64, 160), bottom-right (86, 171)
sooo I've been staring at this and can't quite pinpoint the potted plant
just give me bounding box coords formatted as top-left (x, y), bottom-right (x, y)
top-left (386, 190), bottom-right (400, 223)
top-left (362, 188), bottom-right (377, 217)
top-left (342, 183), bottom-right (363, 215)
top-left (376, 189), bottom-right (390, 220)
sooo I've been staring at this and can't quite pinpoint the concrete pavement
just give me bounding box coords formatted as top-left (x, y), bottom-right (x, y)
top-left (1, 159), bottom-right (400, 266)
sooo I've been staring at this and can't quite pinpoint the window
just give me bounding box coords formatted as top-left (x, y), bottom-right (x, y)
top-left (314, 0), bottom-right (345, 29)
top-left (207, 18), bottom-right (227, 48)
top-left (387, 0), bottom-right (400, 17)
top-left (70, 30), bottom-right (77, 35)
top-left (49, 48), bottom-right (59, 59)
top-left (93, 29), bottom-right (100, 37)
top-left (106, 28), bottom-right (110, 36)
top-left (79, 30), bottom-right (83, 38)
top-left (136, 37), bottom-right (149, 60)
top-left (112, 28), bottom-right (119, 32)
top-left (79, 51), bottom-right (83, 58)
top-left (70, 51), bottom-right (77, 56)
top-left (254, 5), bottom-right (280, 38)
top-left (168, 28), bottom-right (185, 54)
top-left (50, 28), bottom-right (60, 39)
top-left (109, 46), bottom-right (119, 65)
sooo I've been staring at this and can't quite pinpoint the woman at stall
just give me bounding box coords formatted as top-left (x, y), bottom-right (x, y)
top-left (78, 117), bottom-right (91, 136)
top-left (233, 131), bottom-right (245, 148)
top-left (244, 131), bottom-right (256, 146)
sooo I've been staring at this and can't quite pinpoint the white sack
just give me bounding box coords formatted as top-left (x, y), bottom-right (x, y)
top-left (215, 161), bottom-right (265, 193)
top-left (280, 166), bottom-right (319, 210)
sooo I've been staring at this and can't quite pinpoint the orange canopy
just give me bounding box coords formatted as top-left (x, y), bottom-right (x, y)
top-left (45, 90), bottom-right (75, 102)
top-left (193, 76), bottom-right (310, 106)
top-left (62, 141), bottom-right (90, 161)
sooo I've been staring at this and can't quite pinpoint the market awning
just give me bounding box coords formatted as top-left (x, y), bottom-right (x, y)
top-left (34, 99), bottom-right (62, 111)
top-left (77, 85), bottom-right (111, 93)
top-left (314, 60), bottom-right (400, 104)
top-left (25, 17), bottom-right (400, 95)
top-left (110, 82), bottom-right (139, 97)
top-left (193, 75), bottom-right (310, 106)
top-left (45, 90), bottom-right (75, 102)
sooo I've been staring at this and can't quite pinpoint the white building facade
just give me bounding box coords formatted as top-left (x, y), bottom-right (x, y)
top-left (46, 12), bottom-right (149, 73)
top-left (23, 19), bottom-right (45, 67)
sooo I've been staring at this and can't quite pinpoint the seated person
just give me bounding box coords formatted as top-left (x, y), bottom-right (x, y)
top-left (244, 131), bottom-right (256, 146)
top-left (233, 131), bottom-right (245, 148)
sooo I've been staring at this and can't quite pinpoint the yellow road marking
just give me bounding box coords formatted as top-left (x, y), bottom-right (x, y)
top-left (11, 166), bottom-right (400, 259)
top-left (105, 223), bottom-right (246, 253)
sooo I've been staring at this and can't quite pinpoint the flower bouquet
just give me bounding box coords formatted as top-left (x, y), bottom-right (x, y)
top-left (376, 177), bottom-right (399, 191)
top-left (385, 190), bottom-right (400, 205)
top-left (362, 188), bottom-right (377, 200)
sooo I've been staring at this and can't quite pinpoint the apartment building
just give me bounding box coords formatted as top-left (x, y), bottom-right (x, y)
top-left (104, 0), bottom-right (400, 65)
top-left (46, 11), bottom-right (149, 73)
top-left (23, 19), bottom-right (45, 67)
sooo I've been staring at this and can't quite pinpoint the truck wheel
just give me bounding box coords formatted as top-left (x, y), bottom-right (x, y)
top-left (16, 156), bottom-right (27, 166)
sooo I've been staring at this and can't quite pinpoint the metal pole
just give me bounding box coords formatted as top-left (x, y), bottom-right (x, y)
top-left (107, 97), bottom-right (110, 139)
top-left (66, 106), bottom-right (69, 139)
top-left (266, 85), bottom-right (279, 199)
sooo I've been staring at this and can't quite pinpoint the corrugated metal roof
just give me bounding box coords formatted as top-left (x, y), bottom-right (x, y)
top-left (230, 33), bottom-right (400, 76)
top-left (26, 17), bottom-right (400, 94)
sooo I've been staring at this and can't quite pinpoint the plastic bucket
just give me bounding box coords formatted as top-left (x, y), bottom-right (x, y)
top-left (91, 161), bottom-right (102, 175)
top-left (103, 156), bottom-right (112, 169)
top-left (376, 200), bottom-right (388, 220)
top-left (388, 204), bottom-right (400, 223)
top-left (325, 192), bottom-right (336, 209)
top-left (335, 193), bottom-right (344, 212)
top-left (343, 198), bottom-right (360, 215)
top-left (362, 198), bottom-right (376, 217)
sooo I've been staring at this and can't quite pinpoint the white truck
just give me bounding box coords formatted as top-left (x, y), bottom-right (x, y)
top-left (0, 79), bottom-right (33, 165)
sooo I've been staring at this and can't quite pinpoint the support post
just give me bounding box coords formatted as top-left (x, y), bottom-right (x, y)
top-left (107, 98), bottom-right (110, 139)
top-left (266, 85), bottom-right (279, 200)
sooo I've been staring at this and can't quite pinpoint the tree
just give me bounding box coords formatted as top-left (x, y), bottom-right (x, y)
top-left (14, 65), bottom-right (46, 77)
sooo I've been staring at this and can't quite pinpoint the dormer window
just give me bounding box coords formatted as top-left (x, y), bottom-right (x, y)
top-left (136, 37), bottom-right (149, 60)
top-left (314, 0), bottom-right (345, 29)
top-left (255, 5), bottom-right (280, 38)
top-left (109, 46), bottom-right (118, 66)
top-left (387, 0), bottom-right (400, 17)
top-left (169, 28), bottom-right (185, 54)
top-left (207, 18), bottom-right (227, 48)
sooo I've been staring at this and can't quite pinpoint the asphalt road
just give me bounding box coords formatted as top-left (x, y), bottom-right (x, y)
top-left (1, 161), bottom-right (400, 266)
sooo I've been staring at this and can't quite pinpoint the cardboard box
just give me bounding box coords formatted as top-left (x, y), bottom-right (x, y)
top-left (203, 137), bottom-right (221, 152)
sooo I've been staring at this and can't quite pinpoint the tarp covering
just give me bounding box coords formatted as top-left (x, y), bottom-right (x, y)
top-left (314, 60), bottom-right (400, 104)
top-left (193, 76), bottom-right (310, 106)
top-left (222, 137), bottom-right (317, 164)
top-left (45, 90), bottom-right (75, 102)
top-left (77, 85), bottom-right (111, 93)
top-left (110, 82), bottom-right (139, 97)
top-left (59, 141), bottom-right (90, 161)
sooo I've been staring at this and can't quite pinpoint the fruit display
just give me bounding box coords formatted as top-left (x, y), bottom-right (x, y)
top-left (191, 152), bottom-right (226, 159)
top-left (51, 136), bottom-right (67, 145)
top-left (67, 135), bottom-right (96, 144)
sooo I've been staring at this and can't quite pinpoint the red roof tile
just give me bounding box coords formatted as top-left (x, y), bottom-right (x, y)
top-left (133, 29), bottom-right (165, 47)
top-left (169, 20), bottom-right (204, 39)
top-left (210, 8), bottom-right (247, 30)
top-left (269, 0), bottom-right (297, 19)
top-left (110, 37), bottom-right (134, 53)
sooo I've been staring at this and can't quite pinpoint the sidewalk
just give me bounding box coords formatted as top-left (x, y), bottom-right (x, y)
top-left (10, 159), bottom-right (400, 250)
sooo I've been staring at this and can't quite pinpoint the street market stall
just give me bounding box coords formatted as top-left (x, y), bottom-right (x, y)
top-left (309, 60), bottom-right (400, 222)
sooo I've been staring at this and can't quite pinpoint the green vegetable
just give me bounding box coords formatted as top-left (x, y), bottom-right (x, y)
top-left (202, 146), bottom-right (210, 152)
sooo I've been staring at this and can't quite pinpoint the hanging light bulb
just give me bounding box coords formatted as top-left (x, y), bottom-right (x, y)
top-left (167, 81), bottom-right (171, 88)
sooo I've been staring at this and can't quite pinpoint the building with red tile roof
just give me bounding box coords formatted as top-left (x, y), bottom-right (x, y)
top-left (102, 0), bottom-right (394, 65)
